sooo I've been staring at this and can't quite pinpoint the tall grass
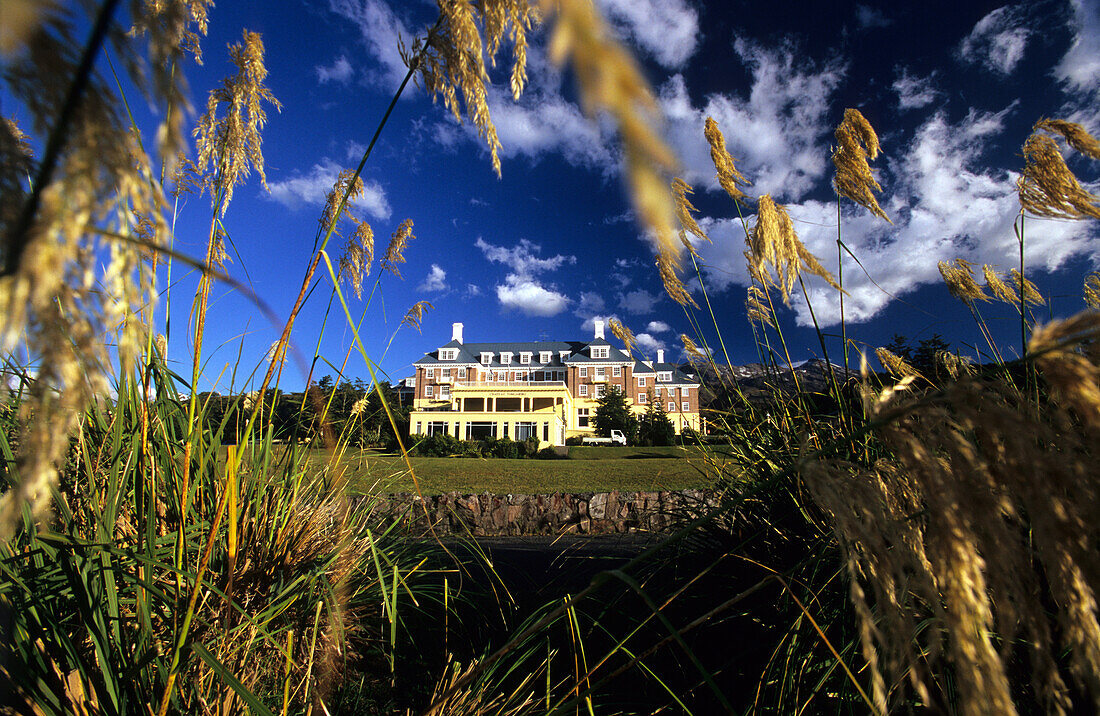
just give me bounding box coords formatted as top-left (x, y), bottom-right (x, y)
top-left (3, 2), bottom-right (1100, 715)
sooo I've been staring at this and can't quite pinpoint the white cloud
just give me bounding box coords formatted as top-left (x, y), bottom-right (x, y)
top-left (316, 55), bottom-right (353, 84)
top-left (598, 0), bottom-right (700, 68)
top-left (327, 0), bottom-right (412, 89)
top-left (634, 333), bottom-right (665, 356)
top-left (619, 288), bottom-right (659, 314)
top-left (575, 291), bottom-right (606, 318)
top-left (855, 5), bottom-right (891, 29)
top-left (465, 283), bottom-right (482, 297)
top-left (646, 320), bottom-right (670, 333)
top-left (1054, 0), bottom-right (1100, 96)
top-left (476, 238), bottom-right (576, 316)
top-left (661, 39), bottom-right (846, 202)
top-left (418, 264), bottom-right (448, 292)
top-left (266, 157), bottom-right (391, 219)
top-left (497, 277), bottom-right (570, 316)
top-left (893, 69), bottom-right (938, 110)
top-left (958, 6), bottom-right (1030, 75)
top-left (693, 106), bottom-right (1100, 328)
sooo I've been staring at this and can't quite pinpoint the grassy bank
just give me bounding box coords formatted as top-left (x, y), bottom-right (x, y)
top-left (311, 446), bottom-right (723, 495)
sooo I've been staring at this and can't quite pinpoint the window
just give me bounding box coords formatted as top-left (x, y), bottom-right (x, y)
top-left (481, 352), bottom-right (493, 364)
top-left (540, 351), bottom-right (551, 363)
top-left (520, 352), bottom-right (532, 364)
top-left (579, 384), bottom-right (588, 396)
top-left (501, 352), bottom-right (513, 364)
top-left (426, 368), bottom-right (434, 378)
top-left (594, 385), bottom-right (605, 398)
top-left (425, 385), bottom-right (434, 397)
top-left (439, 348), bottom-right (457, 360)
top-left (427, 421), bottom-right (448, 436)
top-left (580, 366), bottom-right (588, 378)
top-left (654, 387), bottom-right (661, 397)
top-left (439, 385), bottom-right (450, 399)
top-left (559, 350), bottom-right (570, 361)
top-left (668, 401), bottom-right (676, 412)
top-left (591, 346), bottom-right (609, 359)
top-left (658, 371), bottom-right (673, 383)
top-left (595, 367), bottom-right (605, 377)
top-left (441, 367), bottom-right (450, 377)
top-left (514, 421), bottom-right (537, 441)
top-left (638, 393), bottom-right (647, 404)
top-left (637, 376), bottom-right (647, 387)
top-left (681, 387), bottom-right (689, 397)
top-left (613, 366), bottom-right (621, 377)
top-left (466, 422), bottom-right (497, 440)
top-left (458, 367), bottom-right (467, 379)
top-left (682, 402), bottom-right (690, 412)
top-left (577, 408), bottom-right (590, 428)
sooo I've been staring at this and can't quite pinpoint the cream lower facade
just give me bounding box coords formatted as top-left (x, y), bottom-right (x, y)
top-left (410, 379), bottom-right (701, 448)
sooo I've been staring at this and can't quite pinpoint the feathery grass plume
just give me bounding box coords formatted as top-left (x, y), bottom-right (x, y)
top-left (0, 6), bottom-right (167, 535)
top-left (938, 258), bottom-right (989, 304)
top-left (833, 108), bottom-right (891, 222)
top-left (1010, 268), bottom-right (1045, 306)
top-left (745, 285), bottom-right (776, 328)
top-left (1018, 120), bottom-right (1100, 220)
top-left (874, 346), bottom-right (920, 379)
top-left (608, 317), bottom-right (636, 356)
top-left (1, 117), bottom-right (33, 238)
top-left (194, 30), bottom-right (281, 215)
top-left (983, 263), bottom-right (1018, 304)
top-left (672, 177), bottom-right (710, 252)
top-left (750, 194), bottom-right (840, 302)
top-left (656, 248), bottom-right (698, 308)
top-left (806, 323), bottom-right (1100, 715)
top-left (1036, 118), bottom-right (1100, 160)
top-left (938, 350), bottom-right (973, 380)
top-left (681, 333), bottom-right (706, 362)
top-left (546, 0), bottom-right (681, 262)
top-left (381, 218), bottom-right (415, 278)
top-left (410, 1), bottom-right (540, 177)
top-left (129, 0), bottom-right (213, 166)
top-left (1086, 272), bottom-right (1100, 309)
top-left (703, 116), bottom-right (750, 203)
top-left (402, 300), bottom-right (433, 332)
top-left (323, 169), bottom-right (376, 299)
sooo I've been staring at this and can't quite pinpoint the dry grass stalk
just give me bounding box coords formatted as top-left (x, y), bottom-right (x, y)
top-left (1010, 268), bottom-right (1045, 306)
top-left (1018, 119), bottom-right (1100, 220)
top-left (750, 195), bottom-right (840, 303)
top-left (607, 317), bottom-right (636, 356)
top-left (745, 285), bottom-right (775, 328)
top-left (982, 263), bottom-right (1017, 304)
top-left (681, 333), bottom-right (706, 362)
top-left (656, 249), bottom-right (697, 308)
top-left (324, 169), bottom-right (375, 299)
top-left (874, 347), bottom-right (919, 380)
top-left (194, 30), bottom-right (281, 218)
top-left (832, 108), bottom-right (890, 222)
top-left (1086, 272), bottom-right (1100, 309)
top-left (402, 300), bottom-right (433, 332)
top-left (672, 177), bottom-right (710, 253)
top-left (703, 116), bottom-right (750, 204)
top-left (381, 219), bottom-right (415, 278)
top-left (938, 258), bottom-right (989, 304)
top-left (807, 311), bottom-right (1100, 715)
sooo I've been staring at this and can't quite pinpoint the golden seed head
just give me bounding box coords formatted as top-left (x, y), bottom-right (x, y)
top-left (982, 264), bottom-right (1017, 304)
top-left (1009, 269), bottom-right (1045, 306)
top-left (833, 108), bottom-right (891, 223)
top-left (656, 247), bottom-right (697, 308)
top-left (745, 285), bottom-right (775, 328)
top-left (607, 317), bottom-right (636, 356)
top-left (194, 29), bottom-right (282, 215)
top-left (381, 219), bottom-right (415, 278)
top-left (402, 300), bottom-right (433, 332)
top-left (938, 258), bottom-right (989, 304)
top-left (703, 116), bottom-right (750, 204)
top-left (750, 195), bottom-right (839, 303)
top-left (875, 347), bottom-right (921, 379)
top-left (1017, 131), bottom-right (1100, 220)
top-left (1085, 272), bottom-right (1100, 309)
top-left (671, 177), bottom-right (710, 252)
top-left (680, 333), bottom-right (706, 362)
top-left (1035, 118), bottom-right (1100, 160)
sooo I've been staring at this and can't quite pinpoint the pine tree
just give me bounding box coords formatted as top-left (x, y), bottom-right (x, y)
top-left (593, 385), bottom-right (638, 443)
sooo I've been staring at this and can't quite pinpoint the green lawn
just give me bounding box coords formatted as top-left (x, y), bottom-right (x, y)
top-left (311, 446), bottom-right (731, 495)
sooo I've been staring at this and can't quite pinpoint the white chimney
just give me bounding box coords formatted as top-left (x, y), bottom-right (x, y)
top-left (451, 322), bottom-right (463, 343)
top-left (657, 349), bottom-right (665, 364)
top-left (593, 319), bottom-right (605, 340)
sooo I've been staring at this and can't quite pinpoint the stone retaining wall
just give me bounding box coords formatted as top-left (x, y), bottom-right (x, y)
top-left (362, 490), bottom-right (716, 536)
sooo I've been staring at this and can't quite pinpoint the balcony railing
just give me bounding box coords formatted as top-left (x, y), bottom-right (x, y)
top-left (452, 380), bottom-right (567, 389)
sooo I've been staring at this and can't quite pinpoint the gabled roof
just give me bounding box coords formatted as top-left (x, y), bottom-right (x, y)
top-left (414, 340), bottom-right (584, 368)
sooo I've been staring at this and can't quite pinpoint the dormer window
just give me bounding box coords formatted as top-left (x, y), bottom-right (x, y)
top-left (501, 352), bottom-right (513, 364)
top-left (481, 352), bottom-right (493, 365)
top-left (658, 371), bottom-right (673, 383)
top-left (439, 348), bottom-right (458, 360)
top-left (520, 352), bottom-right (532, 364)
top-left (559, 350), bottom-right (569, 361)
top-left (591, 346), bottom-right (609, 359)
top-left (540, 351), bottom-right (551, 363)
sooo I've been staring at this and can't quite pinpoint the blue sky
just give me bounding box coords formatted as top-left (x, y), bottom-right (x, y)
top-left (9, 1), bottom-right (1100, 392)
